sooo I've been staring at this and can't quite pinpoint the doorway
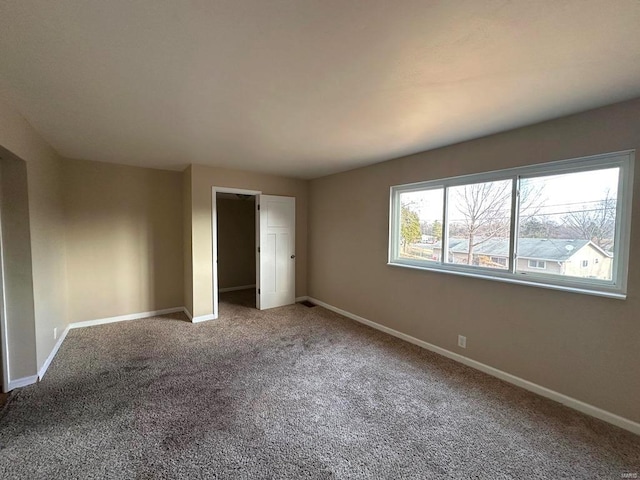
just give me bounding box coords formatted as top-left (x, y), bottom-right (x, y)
top-left (211, 187), bottom-right (296, 319)
top-left (212, 187), bottom-right (260, 319)
top-left (215, 191), bottom-right (257, 311)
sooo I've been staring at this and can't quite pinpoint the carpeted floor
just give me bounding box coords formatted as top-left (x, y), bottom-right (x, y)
top-left (0, 290), bottom-right (638, 479)
top-left (0, 392), bottom-right (9, 409)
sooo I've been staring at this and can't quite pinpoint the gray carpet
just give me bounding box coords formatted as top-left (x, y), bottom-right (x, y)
top-left (0, 290), bottom-right (638, 479)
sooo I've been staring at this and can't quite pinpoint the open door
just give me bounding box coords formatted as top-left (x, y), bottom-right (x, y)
top-left (257, 195), bottom-right (295, 310)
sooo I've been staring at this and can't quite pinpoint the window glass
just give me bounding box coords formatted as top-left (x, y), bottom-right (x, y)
top-left (516, 168), bottom-right (618, 281)
top-left (398, 189), bottom-right (443, 263)
top-left (528, 260), bottom-right (546, 269)
top-left (389, 151), bottom-right (632, 298)
top-left (446, 180), bottom-right (512, 270)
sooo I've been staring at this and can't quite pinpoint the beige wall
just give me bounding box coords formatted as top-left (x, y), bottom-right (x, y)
top-left (0, 98), bottom-right (67, 382)
top-left (183, 166), bottom-right (193, 316)
top-left (0, 152), bottom-right (37, 380)
top-left (27, 146), bottom-right (68, 371)
top-left (216, 197), bottom-right (256, 289)
top-left (189, 164), bottom-right (308, 318)
top-left (309, 98), bottom-right (640, 423)
top-left (63, 158), bottom-right (184, 322)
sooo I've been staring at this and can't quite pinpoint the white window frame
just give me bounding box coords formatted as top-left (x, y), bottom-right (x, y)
top-left (528, 260), bottom-right (546, 270)
top-left (388, 150), bottom-right (634, 299)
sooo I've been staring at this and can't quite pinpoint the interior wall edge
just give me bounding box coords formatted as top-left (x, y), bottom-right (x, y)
top-left (0, 98), bottom-right (68, 388)
top-left (37, 324), bottom-right (70, 380)
top-left (7, 375), bottom-right (38, 391)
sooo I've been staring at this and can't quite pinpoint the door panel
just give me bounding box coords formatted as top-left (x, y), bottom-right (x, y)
top-left (258, 195), bottom-right (295, 309)
top-left (262, 233), bottom-right (277, 293)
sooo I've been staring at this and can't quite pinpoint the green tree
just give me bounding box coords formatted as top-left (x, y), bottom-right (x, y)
top-left (401, 205), bottom-right (421, 252)
top-left (520, 217), bottom-right (545, 238)
top-left (432, 220), bottom-right (443, 241)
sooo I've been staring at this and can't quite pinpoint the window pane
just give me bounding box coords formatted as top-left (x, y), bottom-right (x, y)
top-left (445, 179), bottom-right (512, 270)
top-left (398, 188), bottom-right (443, 262)
top-left (516, 168), bottom-right (619, 281)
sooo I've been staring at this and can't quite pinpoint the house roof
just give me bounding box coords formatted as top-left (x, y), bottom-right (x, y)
top-left (434, 238), bottom-right (596, 262)
top-left (516, 238), bottom-right (593, 261)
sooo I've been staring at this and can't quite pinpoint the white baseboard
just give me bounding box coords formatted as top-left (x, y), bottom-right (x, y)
top-left (69, 306), bottom-right (185, 329)
top-left (8, 375), bottom-right (38, 390)
top-left (11, 305), bottom-right (204, 392)
top-left (295, 296), bottom-right (309, 302)
top-left (192, 314), bottom-right (216, 323)
top-left (307, 296), bottom-right (640, 436)
top-left (219, 284), bottom-right (256, 293)
top-left (38, 325), bottom-right (70, 380)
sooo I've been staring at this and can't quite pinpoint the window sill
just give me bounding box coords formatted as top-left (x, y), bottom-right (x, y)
top-left (387, 261), bottom-right (626, 300)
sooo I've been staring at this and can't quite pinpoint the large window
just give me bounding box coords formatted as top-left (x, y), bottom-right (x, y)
top-left (389, 151), bottom-right (634, 298)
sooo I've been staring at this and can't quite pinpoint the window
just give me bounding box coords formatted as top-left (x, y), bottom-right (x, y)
top-left (389, 151), bottom-right (634, 298)
top-left (396, 188), bottom-right (443, 263)
top-left (528, 260), bottom-right (546, 269)
top-left (491, 256), bottom-right (508, 267)
top-left (517, 167), bottom-right (619, 282)
top-left (446, 180), bottom-right (512, 270)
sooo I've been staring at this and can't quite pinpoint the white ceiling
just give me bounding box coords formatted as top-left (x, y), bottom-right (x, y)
top-left (1, 1), bottom-right (639, 179)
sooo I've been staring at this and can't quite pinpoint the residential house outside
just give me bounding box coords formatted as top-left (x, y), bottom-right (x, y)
top-left (428, 238), bottom-right (613, 280)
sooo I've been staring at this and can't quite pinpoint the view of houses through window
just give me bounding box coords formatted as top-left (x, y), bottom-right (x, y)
top-left (392, 152), bottom-right (632, 295)
top-left (445, 179), bottom-right (512, 270)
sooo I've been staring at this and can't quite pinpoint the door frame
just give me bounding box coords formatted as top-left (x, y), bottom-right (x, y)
top-left (211, 186), bottom-right (261, 319)
top-left (0, 173), bottom-right (9, 393)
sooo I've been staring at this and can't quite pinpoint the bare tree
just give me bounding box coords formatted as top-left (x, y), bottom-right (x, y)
top-left (562, 190), bottom-right (616, 250)
top-left (453, 180), bottom-right (544, 264)
top-left (453, 181), bottom-right (511, 264)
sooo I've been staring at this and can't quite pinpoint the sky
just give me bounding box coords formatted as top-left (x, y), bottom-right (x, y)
top-left (399, 167), bottom-right (620, 226)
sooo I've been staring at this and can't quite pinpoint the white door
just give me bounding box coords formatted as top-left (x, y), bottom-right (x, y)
top-left (257, 195), bottom-right (295, 310)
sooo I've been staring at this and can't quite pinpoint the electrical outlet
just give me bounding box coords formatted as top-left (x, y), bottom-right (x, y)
top-left (54, 327), bottom-right (58, 340)
top-left (458, 335), bottom-right (466, 348)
